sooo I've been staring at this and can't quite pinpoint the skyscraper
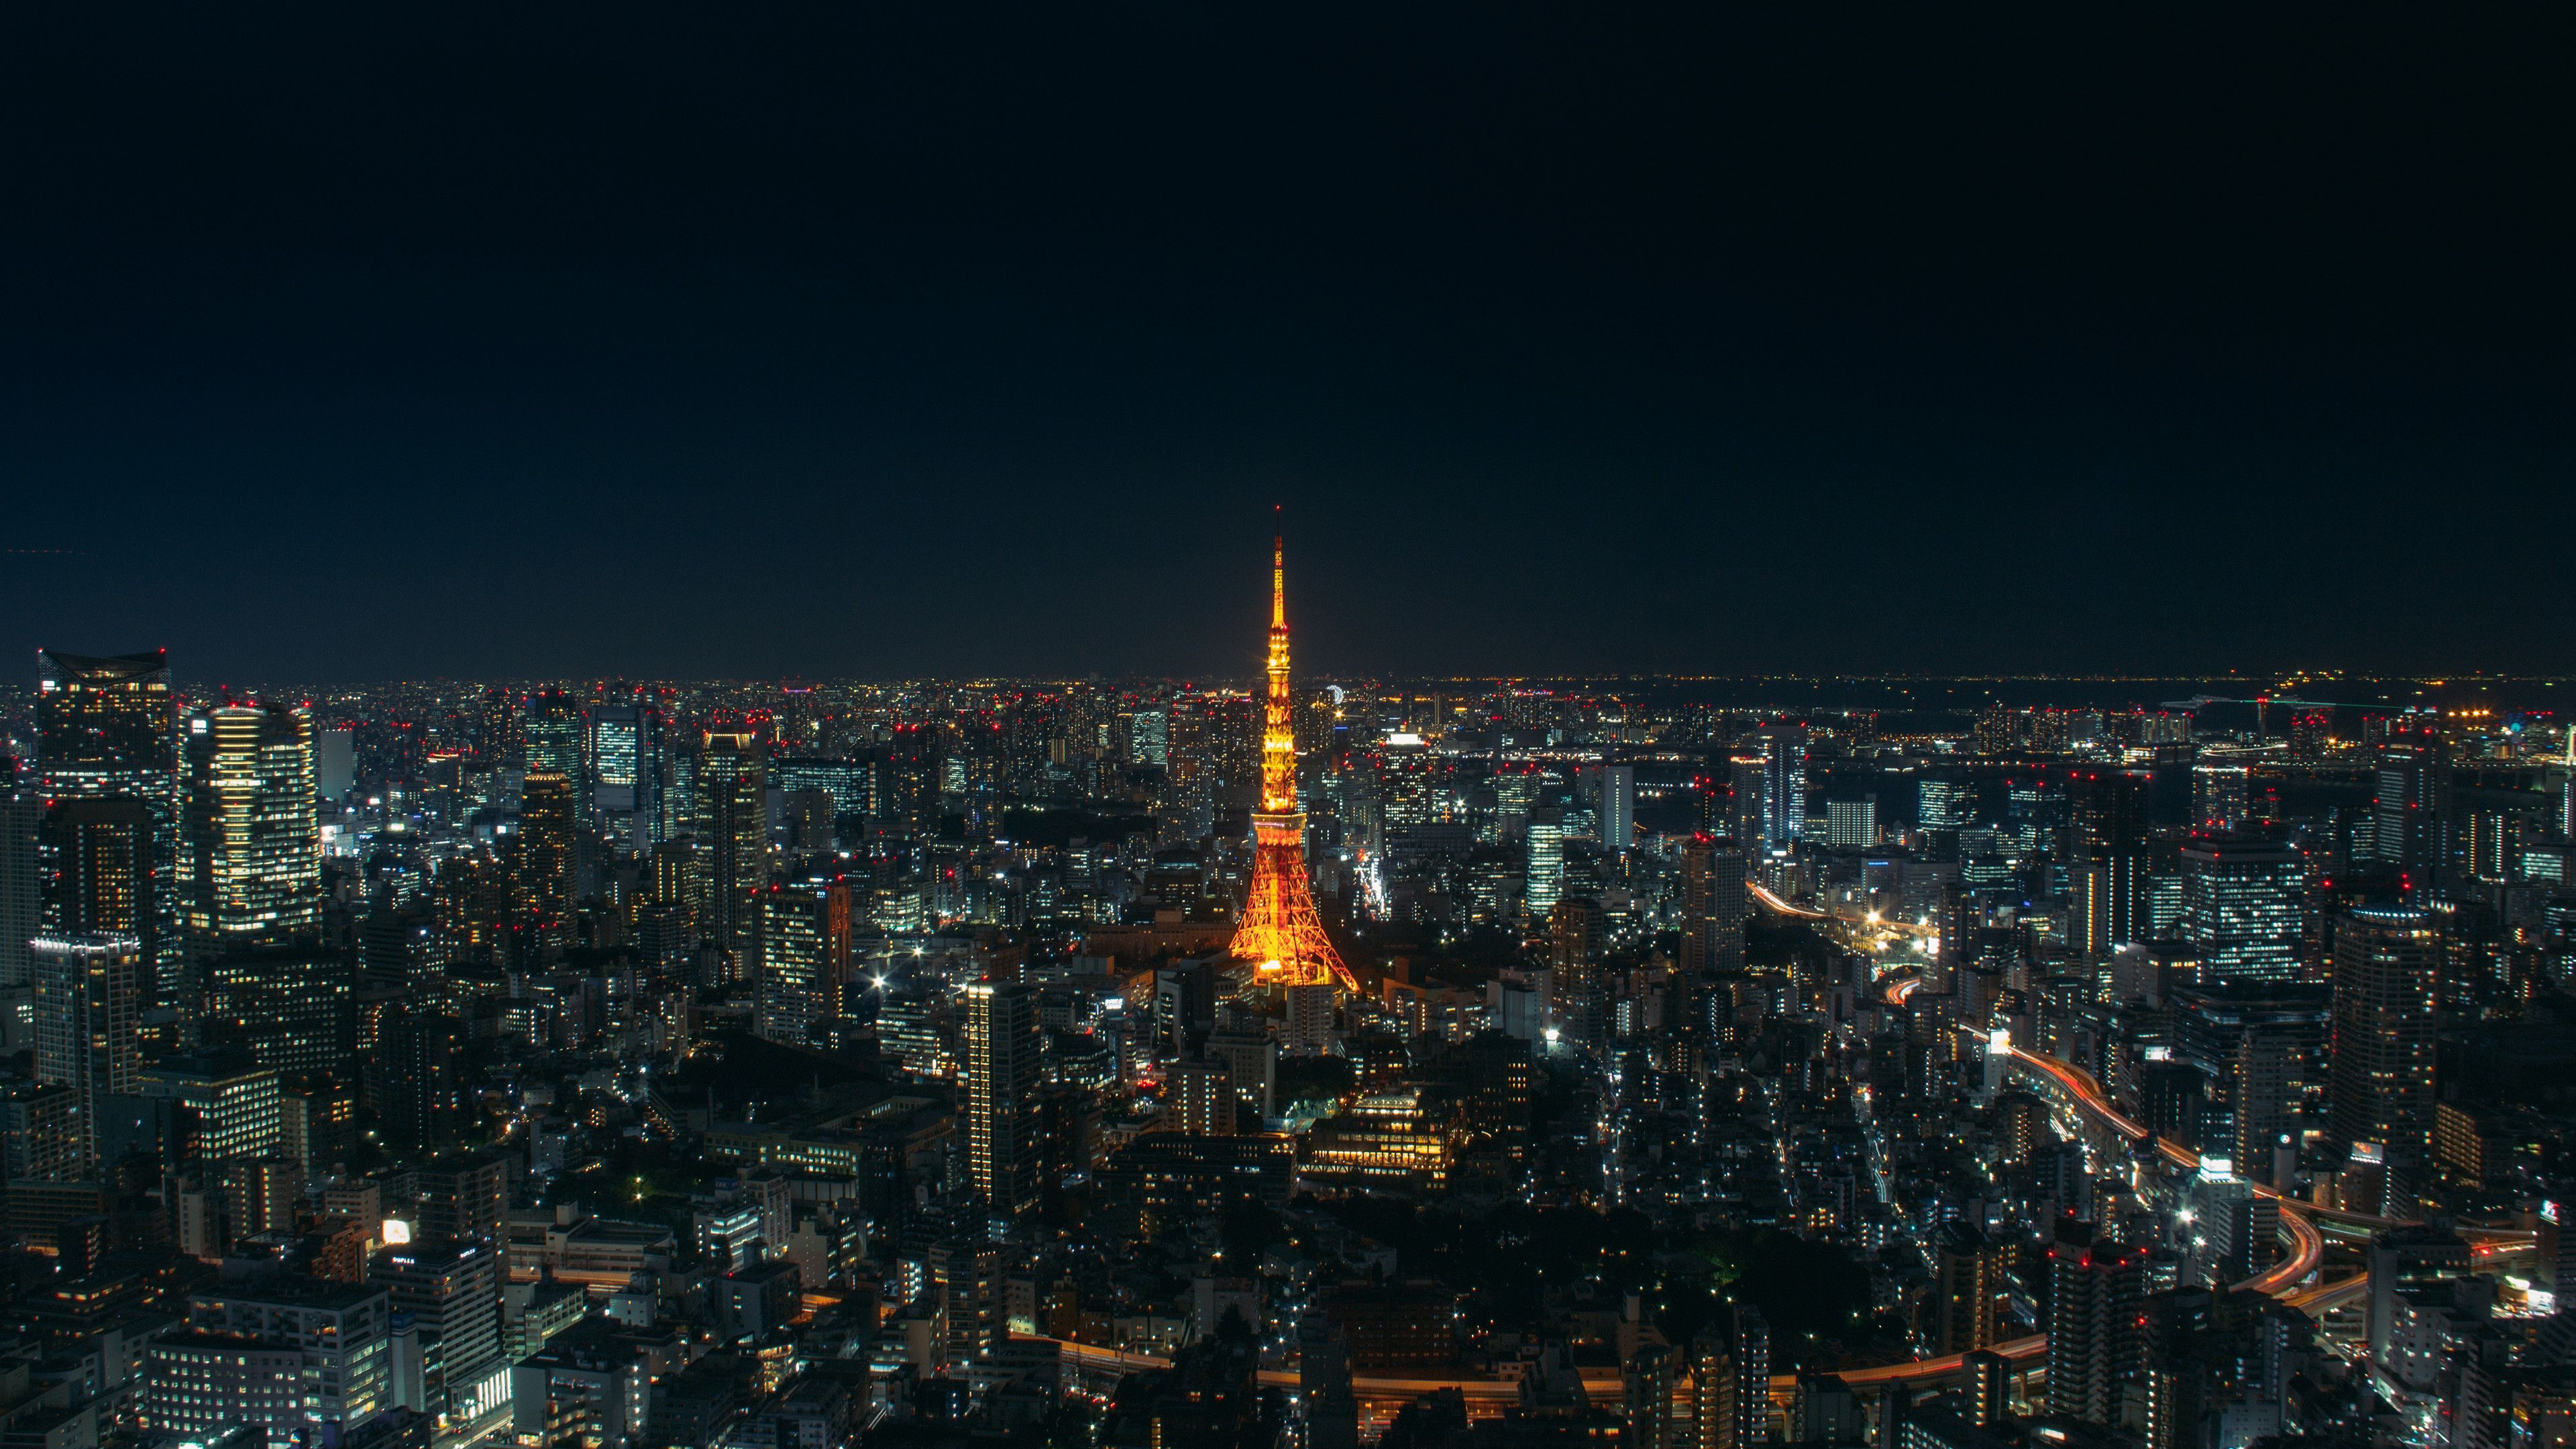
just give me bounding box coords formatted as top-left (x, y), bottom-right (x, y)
top-left (587, 702), bottom-right (663, 854)
top-left (757, 879), bottom-right (851, 1046)
top-left (1548, 896), bottom-right (1607, 1049)
top-left (1679, 835), bottom-right (1748, 977)
top-left (2070, 769), bottom-right (2150, 950)
top-left (40, 796), bottom-right (159, 980)
top-left (176, 701), bottom-right (321, 965)
top-left (2369, 724), bottom-right (2450, 892)
top-left (1592, 763), bottom-right (1635, 853)
top-left (1743, 728), bottom-right (1807, 847)
top-left (1931, 1222), bottom-right (2010, 1354)
top-left (1127, 708), bottom-right (1169, 768)
top-left (2328, 904), bottom-right (2438, 1203)
top-left (2178, 829), bottom-right (2304, 982)
top-left (0, 792), bottom-right (41, 1023)
top-left (961, 978), bottom-right (1040, 1222)
top-left (696, 731), bottom-right (767, 980)
top-left (36, 649), bottom-right (178, 989)
top-left (32, 931), bottom-right (141, 1175)
top-left (2046, 1234), bottom-right (2149, 1424)
top-left (478, 686), bottom-right (522, 768)
top-left (521, 689), bottom-right (585, 792)
top-left (516, 771), bottom-right (577, 937)
top-left (1230, 529), bottom-right (1354, 992)
top-left (2169, 981), bottom-right (2330, 1187)
top-left (1523, 812), bottom-right (1567, 919)
top-left (2192, 762), bottom-right (2251, 830)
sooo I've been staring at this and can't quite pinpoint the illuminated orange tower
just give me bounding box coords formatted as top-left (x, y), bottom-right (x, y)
top-left (1231, 523), bottom-right (1356, 992)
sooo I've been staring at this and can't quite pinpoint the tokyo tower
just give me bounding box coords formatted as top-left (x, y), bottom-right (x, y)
top-left (1230, 523), bottom-right (1357, 992)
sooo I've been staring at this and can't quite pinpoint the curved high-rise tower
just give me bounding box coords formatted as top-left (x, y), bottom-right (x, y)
top-left (1230, 526), bottom-right (1356, 992)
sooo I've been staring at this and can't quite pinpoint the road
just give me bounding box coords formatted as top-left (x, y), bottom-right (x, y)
top-left (1997, 1040), bottom-right (2327, 1288)
top-left (1748, 881), bottom-right (1827, 919)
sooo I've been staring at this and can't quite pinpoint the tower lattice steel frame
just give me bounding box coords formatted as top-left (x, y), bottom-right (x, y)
top-left (1230, 524), bottom-right (1356, 991)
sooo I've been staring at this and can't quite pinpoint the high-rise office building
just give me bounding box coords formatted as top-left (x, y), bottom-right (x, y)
top-left (36, 649), bottom-right (178, 989)
top-left (517, 771), bottom-right (578, 935)
top-left (409, 1149), bottom-right (512, 1246)
top-left (0, 792), bottom-right (41, 1015)
top-left (696, 731), bottom-right (767, 979)
top-left (1918, 774), bottom-right (1971, 836)
top-left (2186, 1159), bottom-right (2278, 1286)
top-left (2178, 829), bottom-right (2304, 981)
top-left (522, 689), bottom-right (585, 792)
top-left (2463, 808), bottom-right (2523, 886)
top-left (2369, 725), bottom-right (2450, 892)
top-left (1128, 708), bottom-right (1170, 768)
top-left (1168, 1057), bottom-right (1235, 1136)
top-left (769, 756), bottom-right (874, 846)
top-left (1679, 835), bottom-right (1748, 977)
top-left (587, 702), bottom-right (663, 854)
top-left (961, 978), bottom-right (1041, 1222)
top-left (378, 1007), bottom-right (468, 1157)
top-left (40, 796), bottom-right (159, 987)
top-left (1548, 896), bottom-right (1607, 1049)
top-left (30, 931), bottom-right (141, 1175)
top-left (1825, 797), bottom-right (1876, 850)
top-left (0, 1079), bottom-right (82, 1185)
top-left (477, 686), bottom-right (522, 767)
top-left (2287, 709), bottom-right (2331, 763)
top-left (317, 726), bottom-right (355, 803)
top-left (176, 701), bottom-right (321, 968)
top-left (142, 1047), bottom-right (284, 1163)
top-left (1742, 729), bottom-right (1807, 847)
top-left (757, 879), bottom-right (851, 1046)
top-left (2169, 981), bottom-right (2330, 1185)
top-left (1591, 763), bottom-right (1634, 853)
top-left (203, 944), bottom-right (355, 1079)
top-left (2328, 904), bottom-right (2438, 1202)
top-left (2192, 762), bottom-right (2251, 830)
top-left (2069, 854), bottom-right (2116, 959)
top-left (2070, 770), bottom-right (2150, 949)
top-left (1525, 814), bottom-right (1565, 916)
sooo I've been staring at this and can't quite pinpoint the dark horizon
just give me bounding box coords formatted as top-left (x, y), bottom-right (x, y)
top-left (4, 7), bottom-right (2571, 680)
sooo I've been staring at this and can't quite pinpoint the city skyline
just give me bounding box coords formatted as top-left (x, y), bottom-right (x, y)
top-left (1, 498), bottom-right (2573, 1448)
top-left (0, 11), bottom-right (2571, 1449)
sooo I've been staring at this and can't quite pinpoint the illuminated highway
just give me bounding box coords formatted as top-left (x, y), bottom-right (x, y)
top-left (1994, 1040), bottom-right (2326, 1291)
top-left (1748, 881), bottom-right (1827, 919)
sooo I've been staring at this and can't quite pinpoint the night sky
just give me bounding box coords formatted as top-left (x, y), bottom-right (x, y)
top-left (2, 7), bottom-right (2570, 683)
